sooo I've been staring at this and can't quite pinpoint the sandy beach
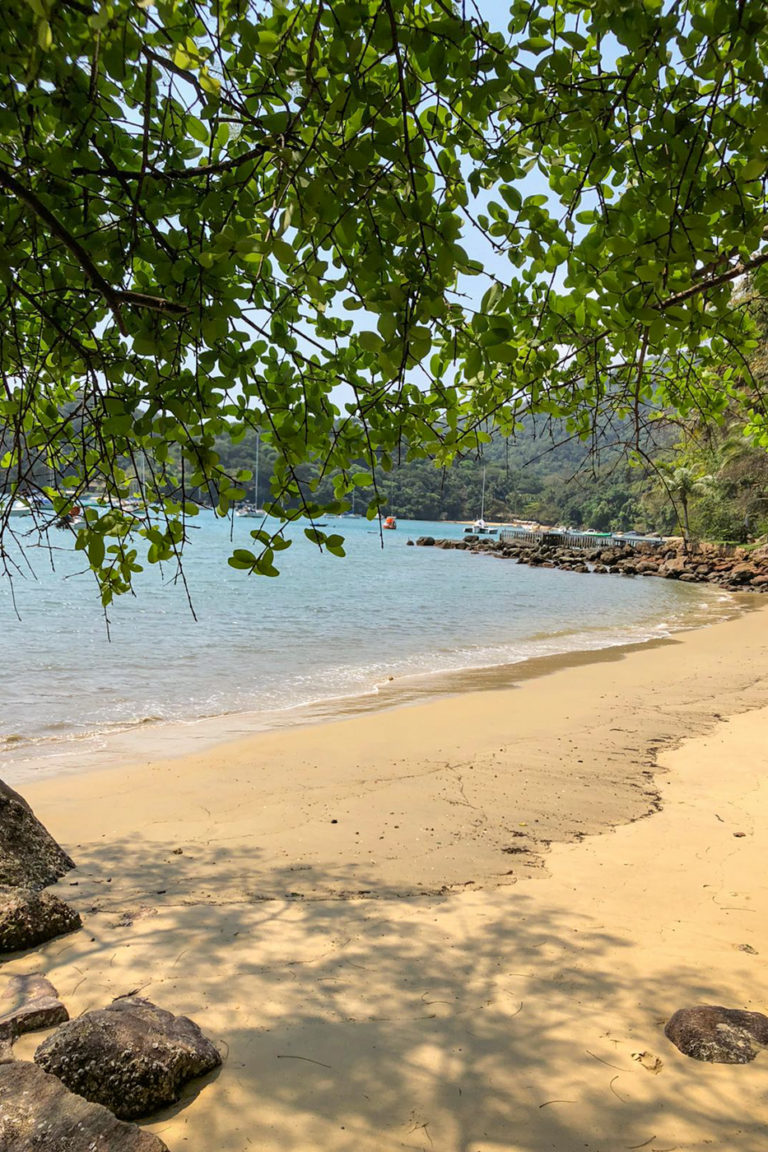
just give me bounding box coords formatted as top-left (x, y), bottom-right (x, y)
top-left (5, 601), bottom-right (768, 1150)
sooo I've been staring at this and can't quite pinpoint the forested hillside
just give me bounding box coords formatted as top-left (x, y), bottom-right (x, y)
top-left (216, 417), bottom-right (677, 534)
top-left (218, 400), bottom-right (768, 541)
top-left (6, 402), bottom-right (766, 541)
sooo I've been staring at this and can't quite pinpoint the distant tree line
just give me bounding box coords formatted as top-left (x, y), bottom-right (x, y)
top-left (211, 416), bottom-right (675, 533)
top-left (5, 406), bottom-right (768, 544)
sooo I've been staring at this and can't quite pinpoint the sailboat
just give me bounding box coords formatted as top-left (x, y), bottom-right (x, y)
top-left (237, 432), bottom-right (268, 517)
top-left (340, 488), bottom-right (362, 518)
top-left (465, 466), bottom-right (497, 535)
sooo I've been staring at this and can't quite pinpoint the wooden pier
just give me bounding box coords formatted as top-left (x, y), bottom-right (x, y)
top-left (497, 528), bottom-right (664, 551)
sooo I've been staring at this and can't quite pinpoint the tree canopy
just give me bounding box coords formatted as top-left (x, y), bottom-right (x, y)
top-left (3, 0), bottom-right (768, 596)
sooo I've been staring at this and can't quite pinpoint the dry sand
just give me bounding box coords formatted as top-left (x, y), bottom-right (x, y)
top-left (5, 603), bottom-right (768, 1150)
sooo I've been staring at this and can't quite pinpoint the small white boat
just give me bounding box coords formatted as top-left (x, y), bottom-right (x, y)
top-left (468, 518), bottom-right (497, 536)
top-left (464, 467), bottom-right (497, 534)
top-left (235, 431), bottom-right (267, 518)
top-left (237, 505), bottom-right (267, 518)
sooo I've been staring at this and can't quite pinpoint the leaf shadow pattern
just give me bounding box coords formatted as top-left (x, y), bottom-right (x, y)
top-left (6, 833), bottom-right (768, 1152)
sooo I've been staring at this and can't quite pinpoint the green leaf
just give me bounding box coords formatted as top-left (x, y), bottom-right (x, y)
top-left (87, 534), bottom-right (105, 568)
top-left (187, 117), bottom-right (209, 144)
top-left (359, 331), bottom-right (383, 352)
top-left (229, 549), bottom-right (257, 569)
top-left (37, 19), bottom-right (52, 49)
top-left (741, 158), bottom-right (766, 181)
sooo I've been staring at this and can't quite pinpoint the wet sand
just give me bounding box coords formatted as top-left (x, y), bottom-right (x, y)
top-left (6, 603), bottom-right (768, 1150)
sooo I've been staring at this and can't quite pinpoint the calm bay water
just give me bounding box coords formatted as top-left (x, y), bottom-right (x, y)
top-left (0, 513), bottom-right (733, 768)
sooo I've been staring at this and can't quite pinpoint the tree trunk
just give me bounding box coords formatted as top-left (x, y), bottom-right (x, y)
top-left (681, 495), bottom-right (690, 553)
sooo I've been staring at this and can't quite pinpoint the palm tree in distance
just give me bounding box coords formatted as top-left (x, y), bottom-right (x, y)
top-left (666, 466), bottom-right (716, 548)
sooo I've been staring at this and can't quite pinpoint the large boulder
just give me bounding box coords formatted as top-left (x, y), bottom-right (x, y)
top-left (0, 974), bottom-right (68, 1043)
top-left (35, 995), bottom-right (221, 1120)
top-left (660, 557), bottom-right (688, 578)
top-left (0, 1061), bottom-right (168, 1151)
top-left (0, 887), bottom-right (81, 954)
top-left (665, 1005), bottom-right (768, 1063)
top-left (0, 779), bottom-right (74, 889)
top-left (728, 562), bottom-right (759, 585)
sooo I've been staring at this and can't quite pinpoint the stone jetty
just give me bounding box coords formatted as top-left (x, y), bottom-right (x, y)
top-left (415, 534), bottom-right (768, 592)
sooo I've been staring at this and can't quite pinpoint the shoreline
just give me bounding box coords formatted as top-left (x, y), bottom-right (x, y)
top-left (0, 634), bottom-right (679, 787)
top-left (6, 602), bottom-right (768, 1149)
top-left (13, 599), bottom-right (768, 898)
top-left (1, 585), bottom-right (750, 788)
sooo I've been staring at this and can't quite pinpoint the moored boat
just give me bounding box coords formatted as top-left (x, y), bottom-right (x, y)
top-left (464, 466), bottom-right (497, 535)
top-left (236, 504), bottom-right (268, 517)
top-left (467, 518), bottom-right (497, 535)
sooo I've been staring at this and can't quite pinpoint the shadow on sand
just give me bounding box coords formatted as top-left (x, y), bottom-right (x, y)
top-left (8, 832), bottom-right (764, 1152)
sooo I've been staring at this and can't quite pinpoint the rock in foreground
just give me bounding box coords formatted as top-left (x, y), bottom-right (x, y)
top-left (0, 887), bottom-right (81, 954)
top-left (0, 779), bottom-right (74, 889)
top-left (0, 974), bottom-right (68, 1042)
top-left (35, 995), bottom-right (221, 1120)
top-left (665, 1005), bottom-right (768, 1063)
top-left (0, 1061), bottom-right (168, 1151)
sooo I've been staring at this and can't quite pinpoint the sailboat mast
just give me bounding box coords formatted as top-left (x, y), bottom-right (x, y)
top-left (481, 466), bottom-right (486, 521)
top-left (254, 431), bottom-right (260, 508)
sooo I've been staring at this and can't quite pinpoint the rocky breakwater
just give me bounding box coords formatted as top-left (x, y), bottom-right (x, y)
top-left (415, 536), bottom-right (768, 592)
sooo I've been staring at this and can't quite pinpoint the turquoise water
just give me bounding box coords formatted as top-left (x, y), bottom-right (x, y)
top-left (0, 512), bottom-right (731, 763)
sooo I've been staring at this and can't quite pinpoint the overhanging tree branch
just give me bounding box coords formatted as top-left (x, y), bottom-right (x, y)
top-left (0, 164), bottom-right (189, 330)
top-left (4, 0), bottom-right (768, 595)
top-left (657, 249), bottom-right (768, 312)
top-left (73, 144), bottom-right (279, 180)
top-left (0, 164), bottom-right (129, 334)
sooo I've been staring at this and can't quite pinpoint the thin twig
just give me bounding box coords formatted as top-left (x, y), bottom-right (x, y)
top-left (276, 1054), bottom-right (332, 1068)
